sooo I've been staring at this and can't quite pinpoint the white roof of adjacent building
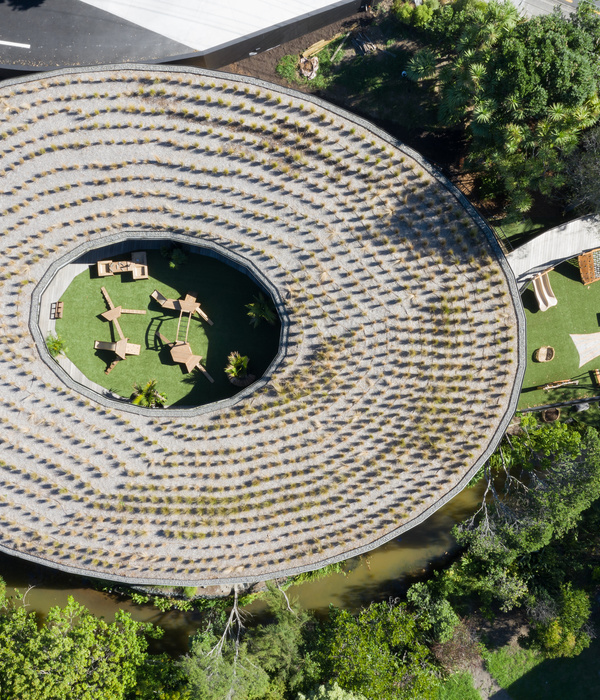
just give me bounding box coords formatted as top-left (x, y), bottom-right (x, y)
top-left (79, 0), bottom-right (344, 51)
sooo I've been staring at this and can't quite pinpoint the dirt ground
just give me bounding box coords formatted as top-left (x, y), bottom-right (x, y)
top-left (221, 7), bottom-right (375, 86)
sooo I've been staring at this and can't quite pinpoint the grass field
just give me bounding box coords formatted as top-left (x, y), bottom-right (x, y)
top-left (436, 671), bottom-right (480, 700)
top-left (519, 260), bottom-right (600, 409)
top-left (482, 634), bottom-right (600, 700)
top-left (55, 249), bottom-right (280, 406)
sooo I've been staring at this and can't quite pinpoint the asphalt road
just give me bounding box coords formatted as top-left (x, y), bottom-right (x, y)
top-left (0, 0), bottom-right (194, 70)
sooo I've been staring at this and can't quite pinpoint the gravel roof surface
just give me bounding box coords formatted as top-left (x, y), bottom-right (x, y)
top-left (0, 65), bottom-right (524, 586)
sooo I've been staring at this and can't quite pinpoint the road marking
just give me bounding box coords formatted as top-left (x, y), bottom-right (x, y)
top-left (0, 39), bottom-right (31, 49)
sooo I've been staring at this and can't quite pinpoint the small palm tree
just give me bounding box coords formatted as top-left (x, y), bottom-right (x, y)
top-left (246, 293), bottom-right (277, 327)
top-left (224, 352), bottom-right (249, 379)
top-left (46, 333), bottom-right (67, 358)
top-left (406, 49), bottom-right (437, 82)
top-left (132, 380), bottom-right (167, 408)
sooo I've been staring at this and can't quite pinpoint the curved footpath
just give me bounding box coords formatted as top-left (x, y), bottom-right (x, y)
top-left (507, 214), bottom-right (600, 286)
top-left (0, 64), bottom-right (524, 587)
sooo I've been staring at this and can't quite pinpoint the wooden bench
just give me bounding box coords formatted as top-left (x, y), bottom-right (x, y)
top-left (592, 369), bottom-right (600, 386)
top-left (50, 301), bottom-right (64, 319)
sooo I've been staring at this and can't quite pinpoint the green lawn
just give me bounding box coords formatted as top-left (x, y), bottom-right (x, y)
top-left (436, 671), bottom-right (480, 700)
top-left (55, 249), bottom-right (280, 407)
top-left (482, 636), bottom-right (600, 700)
top-left (484, 645), bottom-right (541, 688)
top-left (519, 261), bottom-right (600, 409)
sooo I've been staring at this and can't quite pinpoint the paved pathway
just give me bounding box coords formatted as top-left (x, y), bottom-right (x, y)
top-left (506, 214), bottom-right (600, 286)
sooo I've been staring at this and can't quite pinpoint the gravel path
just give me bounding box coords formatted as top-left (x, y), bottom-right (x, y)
top-left (0, 65), bottom-right (522, 586)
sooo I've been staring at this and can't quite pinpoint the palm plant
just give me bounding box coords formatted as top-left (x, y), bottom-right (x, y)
top-left (246, 293), bottom-right (277, 327)
top-left (224, 352), bottom-right (249, 379)
top-left (131, 380), bottom-right (167, 408)
top-left (45, 333), bottom-right (67, 358)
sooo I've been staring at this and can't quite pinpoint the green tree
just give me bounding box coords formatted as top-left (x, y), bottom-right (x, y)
top-left (317, 601), bottom-right (439, 700)
top-left (0, 586), bottom-right (158, 700)
top-left (453, 426), bottom-right (600, 610)
top-left (179, 620), bottom-right (270, 700)
top-left (132, 379), bottom-right (167, 408)
top-left (565, 123), bottom-right (600, 213)
top-left (247, 585), bottom-right (312, 694)
top-left (432, 0), bottom-right (600, 214)
top-left (180, 588), bottom-right (314, 700)
top-left (296, 683), bottom-right (366, 700)
top-left (530, 584), bottom-right (592, 658)
top-left (406, 582), bottom-right (459, 643)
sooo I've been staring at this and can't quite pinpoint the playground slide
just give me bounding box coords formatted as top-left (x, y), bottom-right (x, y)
top-left (533, 275), bottom-right (549, 312)
top-left (541, 272), bottom-right (557, 308)
top-left (533, 273), bottom-right (557, 312)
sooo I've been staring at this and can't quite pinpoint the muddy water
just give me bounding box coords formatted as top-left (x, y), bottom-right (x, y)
top-left (0, 483), bottom-right (482, 654)
top-left (247, 481), bottom-right (484, 615)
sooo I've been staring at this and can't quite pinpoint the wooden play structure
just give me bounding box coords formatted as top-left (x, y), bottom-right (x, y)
top-left (97, 251), bottom-right (148, 280)
top-left (155, 331), bottom-right (214, 383)
top-left (151, 289), bottom-right (213, 343)
top-left (94, 287), bottom-right (145, 373)
top-left (578, 248), bottom-right (600, 285)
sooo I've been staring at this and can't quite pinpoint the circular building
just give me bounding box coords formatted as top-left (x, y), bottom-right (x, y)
top-left (0, 65), bottom-right (524, 586)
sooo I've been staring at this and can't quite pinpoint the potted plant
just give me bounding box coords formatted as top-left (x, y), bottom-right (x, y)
top-left (225, 352), bottom-right (255, 387)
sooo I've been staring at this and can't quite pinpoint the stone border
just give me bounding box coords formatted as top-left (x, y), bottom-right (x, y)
top-left (30, 231), bottom-right (290, 417)
top-left (0, 64), bottom-right (526, 586)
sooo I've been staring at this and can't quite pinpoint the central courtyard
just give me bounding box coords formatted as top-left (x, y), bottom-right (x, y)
top-left (55, 247), bottom-right (281, 406)
top-left (0, 65), bottom-right (523, 587)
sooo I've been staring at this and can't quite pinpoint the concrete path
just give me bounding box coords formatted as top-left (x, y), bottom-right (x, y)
top-left (506, 214), bottom-right (600, 286)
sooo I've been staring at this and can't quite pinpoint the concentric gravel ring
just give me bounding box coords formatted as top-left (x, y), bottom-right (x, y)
top-left (0, 65), bottom-right (524, 586)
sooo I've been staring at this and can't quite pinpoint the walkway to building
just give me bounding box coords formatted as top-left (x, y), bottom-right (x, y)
top-left (506, 214), bottom-right (600, 287)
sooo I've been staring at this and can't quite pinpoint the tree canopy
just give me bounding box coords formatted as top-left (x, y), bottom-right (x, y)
top-left (0, 586), bottom-right (158, 700)
top-left (409, 0), bottom-right (600, 214)
top-left (317, 601), bottom-right (439, 700)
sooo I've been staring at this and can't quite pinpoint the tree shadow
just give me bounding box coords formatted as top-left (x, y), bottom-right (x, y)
top-left (0, 0), bottom-right (46, 10)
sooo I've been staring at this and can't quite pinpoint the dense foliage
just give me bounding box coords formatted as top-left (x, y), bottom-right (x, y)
top-left (0, 586), bottom-right (159, 700)
top-left (395, 0), bottom-right (600, 215)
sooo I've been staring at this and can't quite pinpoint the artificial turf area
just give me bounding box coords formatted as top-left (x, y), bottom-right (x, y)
top-left (55, 248), bottom-right (280, 407)
top-left (520, 260), bottom-right (600, 409)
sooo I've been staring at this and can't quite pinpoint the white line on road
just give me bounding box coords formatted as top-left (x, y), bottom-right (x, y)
top-left (0, 39), bottom-right (31, 49)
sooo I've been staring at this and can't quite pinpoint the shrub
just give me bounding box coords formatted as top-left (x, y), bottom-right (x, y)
top-left (530, 584), bottom-right (592, 658)
top-left (224, 352), bottom-right (249, 379)
top-left (45, 333), bottom-right (67, 358)
top-left (407, 581), bottom-right (459, 643)
top-left (246, 293), bottom-right (277, 327)
top-left (393, 0), bottom-right (415, 24)
top-left (131, 380), bottom-right (167, 408)
top-left (276, 55), bottom-right (300, 84)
